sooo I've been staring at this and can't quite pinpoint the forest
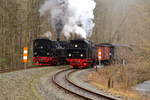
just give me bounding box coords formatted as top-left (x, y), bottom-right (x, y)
top-left (0, 0), bottom-right (150, 71)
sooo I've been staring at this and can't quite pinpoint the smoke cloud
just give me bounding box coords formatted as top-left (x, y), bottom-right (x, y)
top-left (39, 0), bottom-right (96, 39)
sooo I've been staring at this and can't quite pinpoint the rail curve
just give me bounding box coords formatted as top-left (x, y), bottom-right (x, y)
top-left (52, 69), bottom-right (118, 100)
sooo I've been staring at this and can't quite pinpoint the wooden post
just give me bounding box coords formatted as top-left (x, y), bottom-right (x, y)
top-left (108, 77), bottom-right (111, 88)
top-left (108, 77), bottom-right (113, 88)
top-left (122, 59), bottom-right (126, 66)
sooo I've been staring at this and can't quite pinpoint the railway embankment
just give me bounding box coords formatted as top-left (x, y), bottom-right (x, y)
top-left (69, 69), bottom-right (122, 100)
top-left (37, 69), bottom-right (83, 100)
top-left (0, 67), bottom-right (85, 100)
top-left (88, 64), bottom-right (150, 100)
top-left (1, 65), bottom-right (149, 100)
top-left (0, 67), bottom-right (61, 100)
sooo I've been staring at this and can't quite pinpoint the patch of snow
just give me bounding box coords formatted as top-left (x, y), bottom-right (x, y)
top-left (134, 80), bottom-right (150, 97)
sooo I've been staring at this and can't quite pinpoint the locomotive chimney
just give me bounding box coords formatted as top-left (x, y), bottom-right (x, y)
top-left (55, 19), bottom-right (63, 42)
top-left (57, 37), bottom-right (60, 41)
top-left (57, 33), bottom-right (60, 41)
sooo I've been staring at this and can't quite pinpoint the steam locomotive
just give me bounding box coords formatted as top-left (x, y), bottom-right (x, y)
top-left (66, 39), bottom-right (97, 68)
top-left (32, 38), bottom-right (114, 68)
top-left (32, 38), bottom-right (68, 65)
top-left (66, 39), bottom-right (115, 68)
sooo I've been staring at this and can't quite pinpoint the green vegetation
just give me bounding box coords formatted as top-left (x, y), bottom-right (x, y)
top-left (0, 58), bottom-right (6, 63)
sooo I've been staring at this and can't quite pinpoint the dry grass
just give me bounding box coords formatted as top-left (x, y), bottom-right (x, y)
top-left (88, 47), bottom-right (150, 100)
top-left (88, 64), bottom-right (150, 100)
top-left (90, 81), bottom-right (140, 100)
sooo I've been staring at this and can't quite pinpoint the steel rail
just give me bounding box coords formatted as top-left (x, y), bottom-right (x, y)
top-left (66, 70), bottom-right (118, 100)
top-left (52, 69), bottom-right (118, 100)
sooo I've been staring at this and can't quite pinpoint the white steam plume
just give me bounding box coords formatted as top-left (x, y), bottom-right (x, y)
top-left (39, 0), bottom-right (96, 39)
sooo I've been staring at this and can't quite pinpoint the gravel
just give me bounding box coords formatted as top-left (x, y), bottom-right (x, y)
top-left (0, 66), bottom-right (134, 100)
top-left (0, 66), bottom-right (84, 100)
top-left (36, 69), bottom-right (84, 100)
top-left (0, 67), bottom-right (60, 100)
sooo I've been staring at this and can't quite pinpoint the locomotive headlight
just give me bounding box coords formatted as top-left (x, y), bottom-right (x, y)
top-left (80, 54), bottom-right (83, 57)
top-left (75, 44), bottom-right (78, 47)
top-left (34, 52), bottom-right (37, 55)
top-left (109, 53), bottom-right (111, 56)
top-left (40, 46), bottom-right (43, 49)
top-left (69, 53), bottom-right (71, 57)
top-left (47, 53), bottom-right (50, 55)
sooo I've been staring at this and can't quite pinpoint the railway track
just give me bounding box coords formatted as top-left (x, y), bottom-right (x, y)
top-left (52, 69), bottom-right (118, 100)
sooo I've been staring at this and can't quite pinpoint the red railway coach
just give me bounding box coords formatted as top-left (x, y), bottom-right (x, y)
top-left (95, 43), bottom-right (114, 65)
